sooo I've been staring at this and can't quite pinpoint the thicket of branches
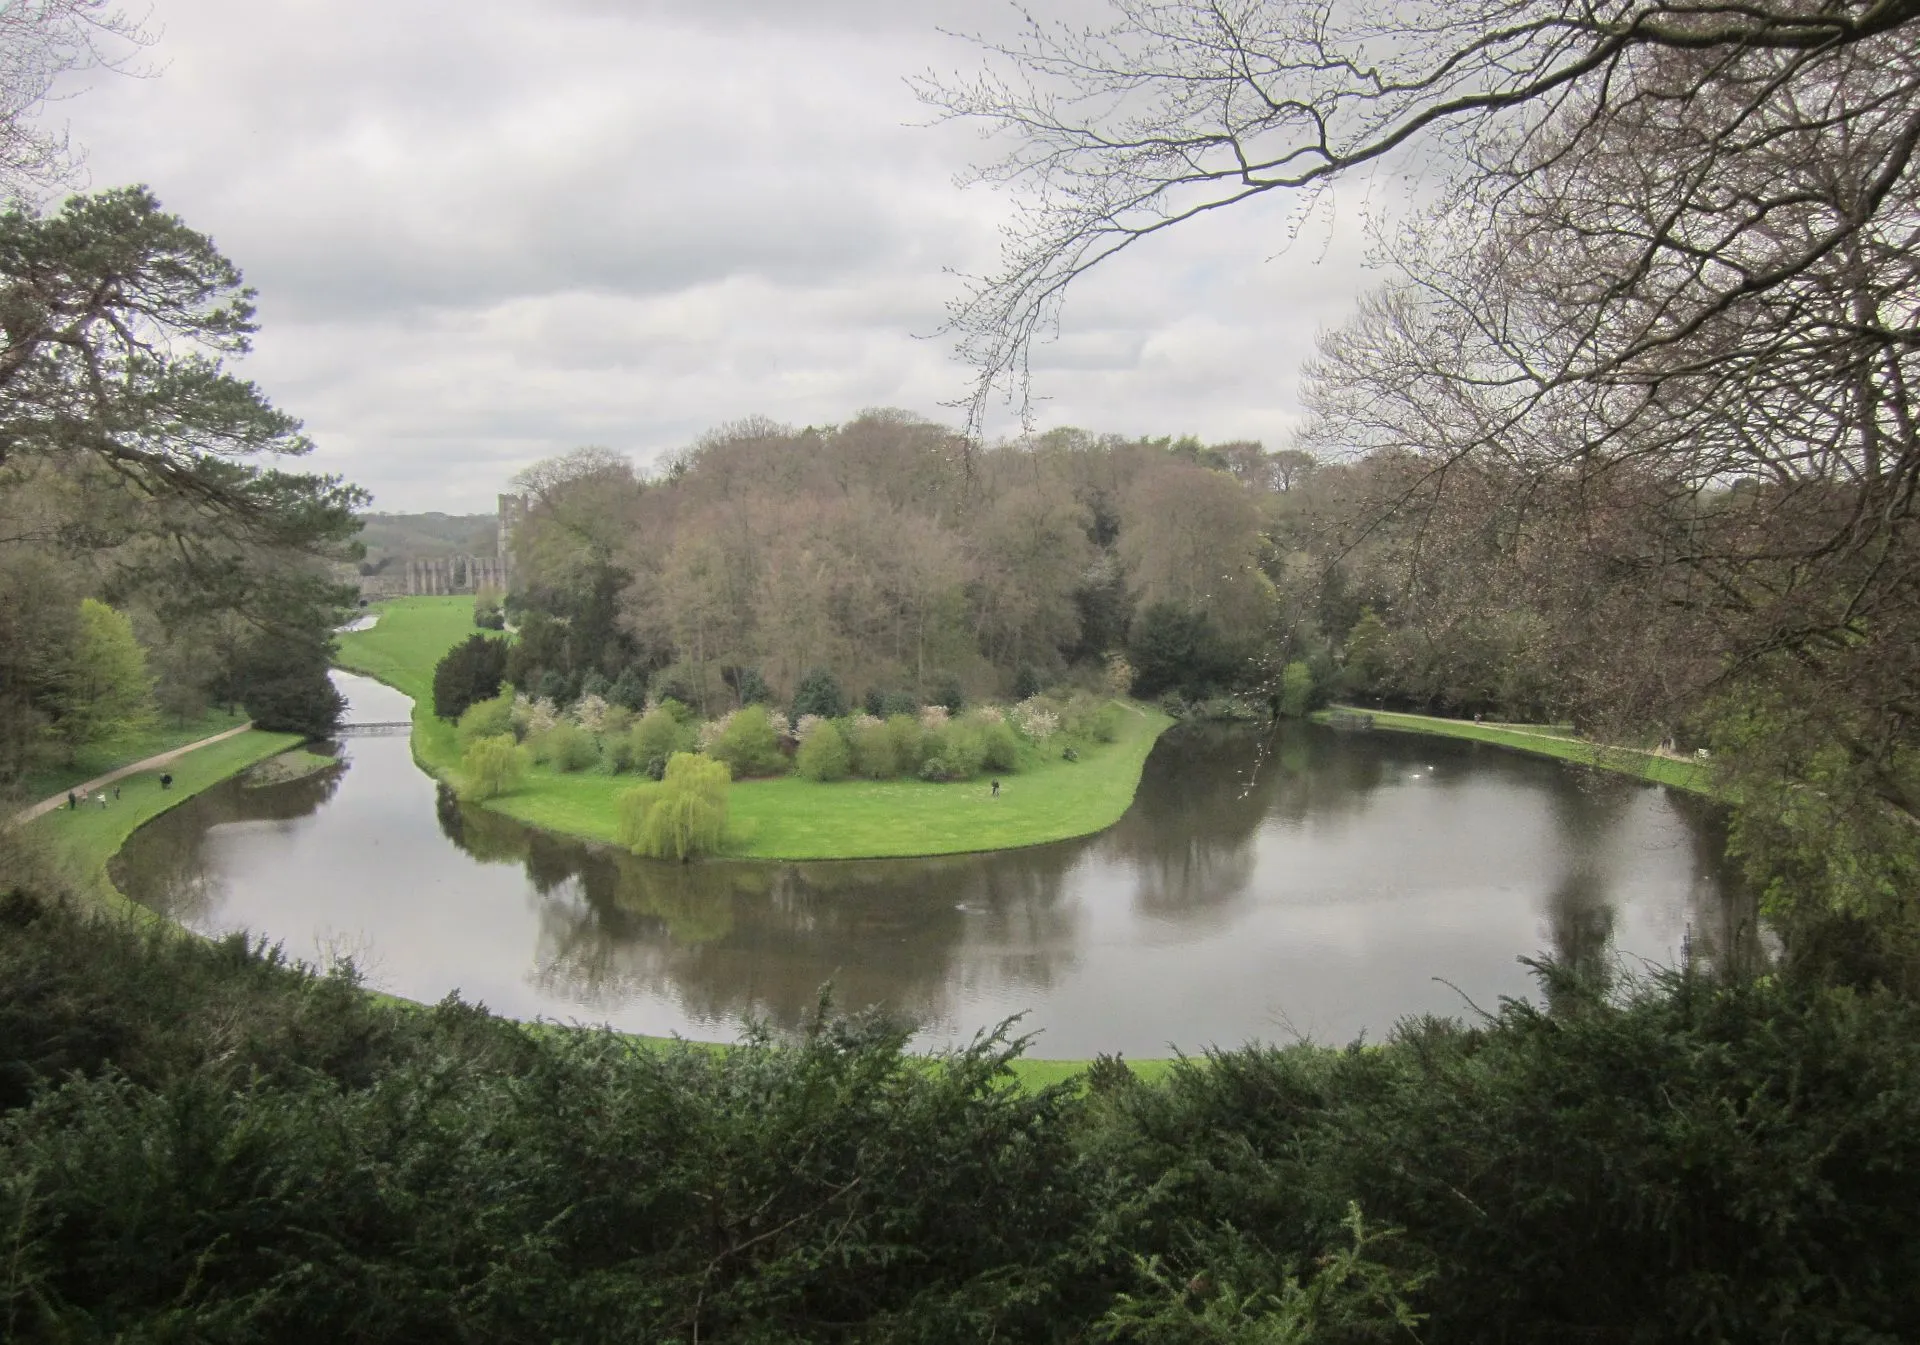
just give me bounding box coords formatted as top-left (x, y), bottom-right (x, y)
top-left (926, 0), bottom-right (1920, 972)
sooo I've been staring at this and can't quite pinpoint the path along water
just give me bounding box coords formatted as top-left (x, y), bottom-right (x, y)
top-left (12, 723), bottom-right (256, 825)
top-left (110, 673), bottom-right (1755, 1057)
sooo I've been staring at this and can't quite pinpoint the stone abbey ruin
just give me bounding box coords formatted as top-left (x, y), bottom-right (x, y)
top-left (355, 494), bottom-right (524, 598)
top-left (397, 553), bottom-right (510, 596)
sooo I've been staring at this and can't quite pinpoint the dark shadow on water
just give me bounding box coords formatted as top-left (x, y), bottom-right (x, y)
top-left (110, 747), bottom-right (345, 926)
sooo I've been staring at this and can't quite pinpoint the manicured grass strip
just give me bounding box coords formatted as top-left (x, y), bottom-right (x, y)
top-left (334, 595), bottom-right (473, 784)
top-left (24, 728), bottom-right (302, 915)
top-left (1316, 706), bottom-right (1715, 794)
top-left (477, 705), bottom-right (1173, 860)
top-left (15, 706), bottom-right (252, 803)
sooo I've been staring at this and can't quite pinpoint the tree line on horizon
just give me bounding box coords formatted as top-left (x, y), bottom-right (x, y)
top-left (497, 418), bottom-right (1302, 719)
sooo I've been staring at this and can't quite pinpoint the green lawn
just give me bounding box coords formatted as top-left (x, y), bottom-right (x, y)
top-left (25, 727), bottom-right (302, 914)
top-left (1316, 705), bottom-right (1715, 794)
top-left (336, 597), bottom-right (1177, 860)
top-left (16, 706), bottom-right (253, 803)
top-left (334, 596), bottom-right (477, 702)
top-left (474, 706), bottom-right (1171, 860)
top-left (1001, 1055), bottom-right (1177, 1090)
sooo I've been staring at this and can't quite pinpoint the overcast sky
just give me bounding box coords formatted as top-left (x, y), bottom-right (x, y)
top-left (48, 0), bottom-right (1379, 512)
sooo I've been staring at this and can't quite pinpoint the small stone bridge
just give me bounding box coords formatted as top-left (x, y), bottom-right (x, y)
top-left (335, 721), bottom-right (412, 738)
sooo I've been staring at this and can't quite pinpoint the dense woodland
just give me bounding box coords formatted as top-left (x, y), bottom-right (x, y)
top-left (500, 416), bottom-right (1645, 724)
top-left (499, 423), bottom-right (1296, 715)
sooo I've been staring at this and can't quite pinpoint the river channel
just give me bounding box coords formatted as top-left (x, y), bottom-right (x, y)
top-left (112, 672), bottom-right (1755, 1057)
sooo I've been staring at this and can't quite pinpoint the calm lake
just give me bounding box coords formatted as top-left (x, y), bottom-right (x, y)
top-left (113, 672), bottom-right (1755, 1057)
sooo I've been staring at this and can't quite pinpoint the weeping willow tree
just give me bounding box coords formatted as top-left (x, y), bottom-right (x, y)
top-left (459, 734), bottom-right (526, 803)
top-left (618, 752), bottom-right (731, 860)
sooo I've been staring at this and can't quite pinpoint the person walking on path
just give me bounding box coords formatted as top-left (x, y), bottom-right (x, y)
top-left (66, 791), bottom-right (76, 810)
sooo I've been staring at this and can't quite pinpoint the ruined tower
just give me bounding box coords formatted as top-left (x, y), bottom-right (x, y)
top-left (497, 493), bottom-right (526, 577)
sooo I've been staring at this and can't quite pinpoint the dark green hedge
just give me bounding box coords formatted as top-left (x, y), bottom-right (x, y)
top-left (4, 889), bottom-right (1917, 1343)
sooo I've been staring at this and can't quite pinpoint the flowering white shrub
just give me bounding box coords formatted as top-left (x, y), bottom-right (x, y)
top-left (918, 704), bottom-right (950, 731)
top-left (573, 693), bottom-right (611, 733)
top-left (851, 713), bottom-right (883, 733)
top-left (762, 708), bottom-right (792, 740)
top-left (510, 692), bottom-right (535, 735)
top-left (697, 711), bottom-right (734, 752)
top-left (795, 713), bottom-right (829, 740)
top-left (526, 698), bottom-right (560, 737)
top-left (1014, 697), bottom-right (1058, 740)
top-left (970, 705), bottom-right (1005, 725)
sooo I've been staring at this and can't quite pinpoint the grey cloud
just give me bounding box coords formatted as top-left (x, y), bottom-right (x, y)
top-left (46, 0), bottom-right (1375, 511)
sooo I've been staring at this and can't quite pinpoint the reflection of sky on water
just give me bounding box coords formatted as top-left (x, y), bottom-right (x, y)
top-left (113, 673), bottom-right (1756, 1057)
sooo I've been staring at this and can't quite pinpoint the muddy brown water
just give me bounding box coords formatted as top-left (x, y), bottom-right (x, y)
top-left (111, 672), bottom-right (1755, 1057)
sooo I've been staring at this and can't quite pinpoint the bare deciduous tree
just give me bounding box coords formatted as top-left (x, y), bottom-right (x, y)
top-left (0, 0), bottom-right (152, 201)
top-left (922, 0), bottom-right (1920, 425)
top-left (931, 3), bottom-right (1920, 941)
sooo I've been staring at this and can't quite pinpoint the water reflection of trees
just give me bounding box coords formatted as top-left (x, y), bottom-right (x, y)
top-left (1106, 722), bottom-right (1403, 923)
top-left (1106, 724), bottom-right (1267, 919)
top-left (1107, 722), bottom-right (1760, 993)
top-left (111, 761), bottom-right (344, 924)
top-left (1531, 768), bottom-right (1764, 984)
top-left (432, 791), bottom-right (1086, 1034)
top-left (1535, 770), bottom-right (1632, 978)
top-left (1670, 797), bottom-right (1766, 979)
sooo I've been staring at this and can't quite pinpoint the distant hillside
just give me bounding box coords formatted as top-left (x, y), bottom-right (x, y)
top-left (357, 513), bottom-right (497, 571)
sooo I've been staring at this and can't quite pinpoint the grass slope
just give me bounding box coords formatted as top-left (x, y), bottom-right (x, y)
top-left (1318, 705), bottom-right (1714, 793)
top-left (16, 706), bottom-right (252, 802)
top-left (24, 728), bottom-right (302, 914)
top-left (336, 596), bottom-right (1176, 861)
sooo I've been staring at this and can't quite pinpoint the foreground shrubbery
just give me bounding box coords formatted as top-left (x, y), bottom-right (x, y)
top-left (5, 889), bottom-right (1920, 1342)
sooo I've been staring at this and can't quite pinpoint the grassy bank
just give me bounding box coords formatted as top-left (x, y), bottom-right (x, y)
top-left (239, 747), bottom-right (341, 789)
top-left (15, 706), bottom-right (252, 803)
top-left (22, 728), bottom-right (302, 914)
top-left (336, 596), bottom-right (1176, 861)
top-left (331, 596), bottom-right (472, 702)
top-left (1316, 705), bottom-right (1715, 793)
